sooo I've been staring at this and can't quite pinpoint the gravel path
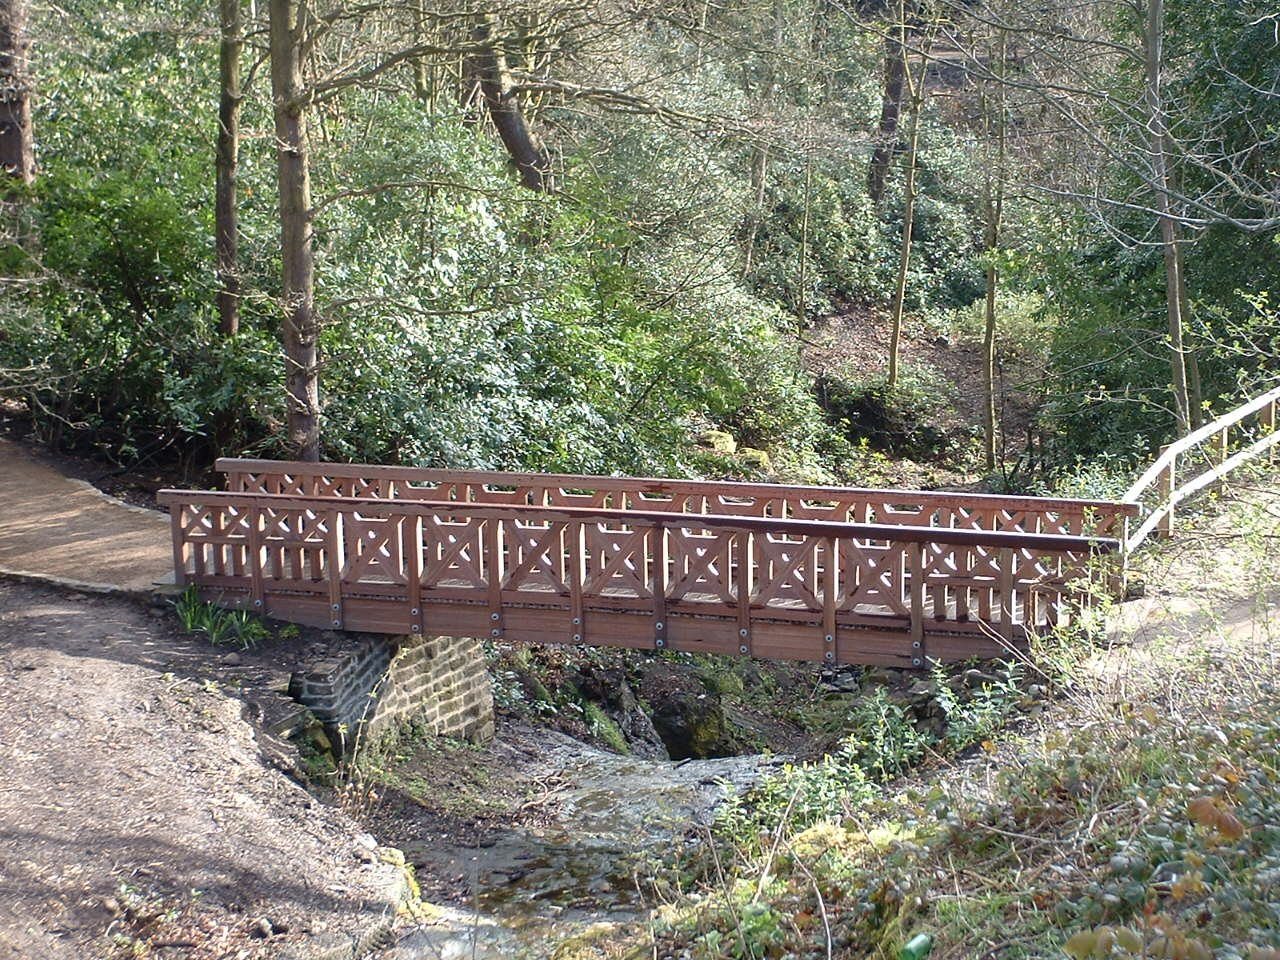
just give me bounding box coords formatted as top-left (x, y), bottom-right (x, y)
top-left (0, 439), bottom-right (172, 594)
top-left (0, 579), bottom-right (404, 960)
top-left (0, 448), bottom-right (408, 959)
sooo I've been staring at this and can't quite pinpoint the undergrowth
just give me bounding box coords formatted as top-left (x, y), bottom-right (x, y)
top-left (171, 586), bottom-right (292, 650)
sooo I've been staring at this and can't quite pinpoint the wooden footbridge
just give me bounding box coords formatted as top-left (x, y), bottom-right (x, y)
top-left (158, 385), bottom-right (1279, 669)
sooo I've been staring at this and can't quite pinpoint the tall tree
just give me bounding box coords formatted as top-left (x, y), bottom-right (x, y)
top-left (469, 14), bottom-right (553, 192)
top-left (886, 6), bottom-right (932, 390)
top-left (867, 13), bottom-right (907, 208)
top-left (979, 19), bottom-right (1008, 471)
top-left (1142, 0), bottom-right (1191, 434)
top-left (216, 0), bottom-right (243, 337)
top-left (269, 0), bottom-right (320, 460)
top-left (0, 0), bottom-right (34, 186)
top-left (947, 0), bottom-right (1279, 437)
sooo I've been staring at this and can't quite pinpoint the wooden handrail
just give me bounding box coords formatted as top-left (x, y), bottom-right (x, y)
top-left (1124, 382), bottom-right (1280, 552)
top-left (161, 487), bottom-right (1108, 667)
top-left (1124, 383), bottom-right (1280, 505)
top-left (158, 489), bottom-right (1120, 554)
top-left (213, 458), bottom-right (1138, 541)
top-left (216, 457), bottom-right (1134, 515)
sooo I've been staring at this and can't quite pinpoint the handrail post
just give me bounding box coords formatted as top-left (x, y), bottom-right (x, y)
top-left (1156, 444), bottom-right (1175, 539)
top-left (736, 530), bottom-right (753, 656)
top-left (821, 536), bottom-right (838, 664)
top-left (1210, 426), bottom-right (1229, 494)
top-left (1263, 398), bottom-right (1278, 465)
top-left (248, 505), bottom-right (264, 610)
top-left (652, 523), bottom-right (669, 650)
top-left (169, 507), bottom-right (188, 586)
top-left (1109, 514), bottom-right (1129, 599)
top-left (325, 509), bottom-right (344, 628)
top-left (908, 541), bottom-right (925, 668)
top-left (998, 547), bottom-right (1016, 644)
top-left (568, 521), bottom-right (585, 643)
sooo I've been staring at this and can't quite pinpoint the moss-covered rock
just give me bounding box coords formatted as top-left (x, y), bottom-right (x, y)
top-left (698, 429), bottom-right (738, 455)
top-left (737, 447), bottom-right (772, 472)
top-left (635, 661), bottom-right (740, 759)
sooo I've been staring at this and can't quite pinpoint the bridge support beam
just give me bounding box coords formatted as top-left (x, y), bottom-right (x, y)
top-left (288, 634), bottom-right (494, 755)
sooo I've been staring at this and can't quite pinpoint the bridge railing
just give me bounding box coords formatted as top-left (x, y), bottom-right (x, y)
top-left (1124, 383), bottom-right (1280, 552)
top-left (157, 489), bottom-right (1119, 668)
top-left (215, 458), bottom-right (1137, 539)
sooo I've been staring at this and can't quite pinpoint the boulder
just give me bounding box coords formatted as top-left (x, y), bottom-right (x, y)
top-left (737, 447), bottom-right (772, 472)
top-left (570, 666), bottom-right (669, 760)
top-left (635, 661), bottom-right (740, 759)
top-left (698, 430), bottom-right (738, 455)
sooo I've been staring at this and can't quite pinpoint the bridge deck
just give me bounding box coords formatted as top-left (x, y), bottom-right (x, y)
top-left (159, 462), bottom-right (1132, 669)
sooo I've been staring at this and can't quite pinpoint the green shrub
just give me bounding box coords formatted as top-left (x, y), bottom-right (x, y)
top-left (172, 587), bottom-right (270, 650)
top-left (816, 362), bottom-right (961, 460)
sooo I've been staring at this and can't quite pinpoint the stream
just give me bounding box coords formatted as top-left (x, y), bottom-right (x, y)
top-left (383, 727), bottom-right (787, 959)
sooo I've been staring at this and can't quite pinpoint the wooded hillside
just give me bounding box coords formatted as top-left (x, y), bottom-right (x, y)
top-left (1, 0), bottom-right (1276, 491)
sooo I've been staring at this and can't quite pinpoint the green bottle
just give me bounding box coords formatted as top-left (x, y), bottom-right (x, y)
top-left (899, 933), bottom-right (933, 960)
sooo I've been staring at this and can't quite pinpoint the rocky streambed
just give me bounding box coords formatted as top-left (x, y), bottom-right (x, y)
top-left (369, 653), bottom-right (1040, 958)
top-left (373, 721), bottom-right (787, 959)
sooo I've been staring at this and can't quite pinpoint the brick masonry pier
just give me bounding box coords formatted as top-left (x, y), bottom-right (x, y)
top-left (288, 634), bottom-right (494, 752)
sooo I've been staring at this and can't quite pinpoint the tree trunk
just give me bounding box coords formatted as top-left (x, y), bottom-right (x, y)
top-left (797, 152), bottom-right (812, 325)
top-left (1173, 234), bottom-right (1203, 428)
top-left (741, 143), bottom-right (768, 277)
top-left (982, 27), bottom-right (1007, 472)
top-left (867, 8), bottom-right (907, 209)
top-left (269, 0), bottom-right (320, 461)
top-left (982, 190), bottom-right (1001, 472)
top-left (216, 0), bottom-right (242, 338)
top-left (1143, 0), bottom-right (1191, 436)
top-left (470, 15), bottom-right (552, 192)
top-left (0, 0), bottom-right (34, 186)
top-left (887, 74), bottom-right (923, 390)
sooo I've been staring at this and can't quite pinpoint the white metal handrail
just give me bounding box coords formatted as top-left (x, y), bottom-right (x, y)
top-left (1124, 383), bottom-right (1280, 553)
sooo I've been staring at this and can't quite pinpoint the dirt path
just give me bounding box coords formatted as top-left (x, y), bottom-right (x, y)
top-left (0, 439), bottom-right (171, 594)
top-left (0, 579), bottom-right (406, 960)
top-left (1084, 479), bottom-right (1280, 695)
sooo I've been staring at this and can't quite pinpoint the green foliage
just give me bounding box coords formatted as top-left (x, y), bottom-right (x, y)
top-left (582, 701), bottom-right (630, 755)
top-left (930, 661), bottom-right (1023, 750)
top-left (816, 362), bottom-right (962, 461)
top-left (842, 687), bottom-right (932, 780)
top-left (675, 670), bottom-right (1280, 960)
top-left (171, 587), bottom-right (270, 650)
top-left (715, 747), bottom-right (878, 854)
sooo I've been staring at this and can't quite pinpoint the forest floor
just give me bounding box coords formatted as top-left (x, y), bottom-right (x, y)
top-left (798, 306), bottom-right (1044, 489)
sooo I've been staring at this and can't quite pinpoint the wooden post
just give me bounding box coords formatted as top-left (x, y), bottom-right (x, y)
top-left (909, 541), bottom-right (925, 668)
top-left (736, 530), bottom-right (753, 656)
top-left (248, 506), bottom-right (265, 610)
top-left (325, 509), bottom-right (343, 628)
top-left (821, 536), bottom-right (837, 664)
top-left (170, 508), bottom-right (188, 586)
top-left (484, 518), bottom-right (503, 639)
top-left (568, 521), bottom-right (584, 643)
top-left (1156, 445), bottom-right (1175, 538)
top-left (1210, 426), bottom-right (1229, 493)
top-left (1110, 514), bottom-right (1129, 599)
top-left (403, 514), bottom-right (422, 635)
top-left (998, 546), bottom-right (1016, 644)
top-left (651, 524), bottom-right (668, 650)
